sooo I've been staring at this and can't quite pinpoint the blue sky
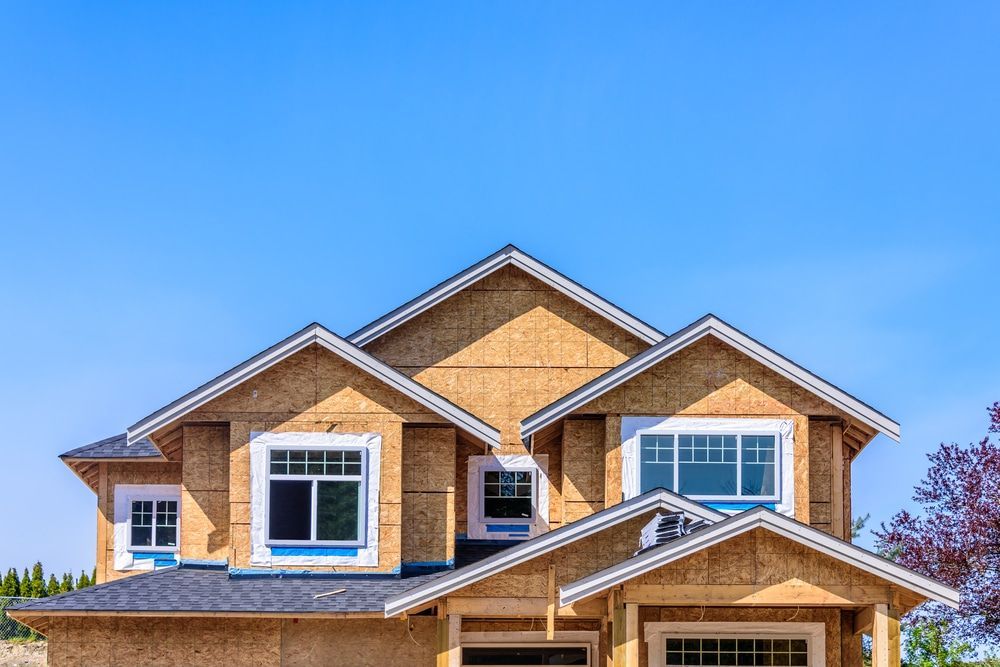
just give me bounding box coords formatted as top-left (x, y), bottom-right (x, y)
top-left (1, 2), bottom-right (998, 577)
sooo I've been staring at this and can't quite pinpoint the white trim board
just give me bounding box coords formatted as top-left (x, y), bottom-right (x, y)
top-left (383, 488), bottom-right (725, 617)
top-left (126, 323), bottom-right (500, 448)
top-left (348, 244), bottom-right (665, 347)
top-left (645, 622), bottom-right (824, 667)
top-left (559, 506), bottom-right (959, 609)
top-left (521, 314), bottom-right (900, 443)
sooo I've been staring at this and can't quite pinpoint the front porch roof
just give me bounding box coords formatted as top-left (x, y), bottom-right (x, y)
top-left (559, 505), bottom-right (959, 610)
top-left (383, 488), bottom-right (725, 617)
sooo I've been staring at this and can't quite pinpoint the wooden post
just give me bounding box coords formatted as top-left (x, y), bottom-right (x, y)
top-left (546, 564), bottom-right (556, 640)
top-left (436, 602), bottom-right (449, 667)
top-left (871, 603), bottom-right (889, 667)
top-left (95, 463), bottom-right (108, 584)
top-left (448, 613), bottom-right (462, 667)
top-left (625, 603), bottom-right (639, 667)
top-left (610, 589), bottom-right (626, 666)
top-left (832, 424), bottom-right (845, 539)
top-left (888, 605), bottom-right (901, 667)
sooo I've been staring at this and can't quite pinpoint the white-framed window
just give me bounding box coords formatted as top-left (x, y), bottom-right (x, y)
top-left (460, 631), bottom-right (598, 667)
top-left (481, 469), bottom-right (536, 523)
top-left (265, 445), bottom-right (367, 546)
top-left (466, 454), bottom-right (550, 540)
top-left (663, 636), bottom-right (808, 666)
top-left (127, 498), bottom-right (179, 551)
top-left (636, 429), bottom-right (781, 502)
top-left (645, 622), bottom-right (824, 667)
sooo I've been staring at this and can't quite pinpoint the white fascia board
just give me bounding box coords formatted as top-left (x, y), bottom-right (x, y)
top-left (384, 489), bottom-right (724, 617)
top-left (126, 324), bottom-right (501, 449)
top-left (521, 315), bottom-right (901, 443)
top-left (348, 245), bottom-right (665, 347)
top-left (559, 508), bottom-right (959, 609)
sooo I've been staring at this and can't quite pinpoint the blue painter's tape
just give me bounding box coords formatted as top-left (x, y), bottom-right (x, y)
top-left (133, 552), bottom-right (175, 560)
top-left (485, 524), bottom-right (531, 533)
top-left (705, 502), bottom-right (776, 511)
top-left (271, 547), bottom-right (359, 557)
top-left (153, 559), bottom-right (177, 567)
top-left (402, 560), bottom-right (454, 568)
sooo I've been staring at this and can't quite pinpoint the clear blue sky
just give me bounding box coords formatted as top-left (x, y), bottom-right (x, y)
top-left (1, 2), bottom-right (998, 577)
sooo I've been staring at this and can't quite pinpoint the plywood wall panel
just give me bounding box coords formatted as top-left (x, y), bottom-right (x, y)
top-left (562, 418), bottom-right (606, 521)
top-left (280, 617), bottom-right (436, 667)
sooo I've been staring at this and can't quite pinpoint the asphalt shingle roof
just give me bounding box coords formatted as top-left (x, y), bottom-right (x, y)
top-left (60, 433), bottom-right (160, 459)
top-left (10, 565), bottom-right (445, 615)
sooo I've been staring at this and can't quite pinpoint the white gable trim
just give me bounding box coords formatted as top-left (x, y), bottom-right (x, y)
top-left (348, 244), bottom-right (665, 347)
top-left (384, 488), bottom-right (724, 617)
top-left (126, 324), bottom-right (501, 448)
top-left (559, 507), bottom-right (959, 609)
top-left (521, 315), bottom-right (900, 442)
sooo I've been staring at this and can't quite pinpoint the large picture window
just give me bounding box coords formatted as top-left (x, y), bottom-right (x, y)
top-left (664, 637), bottom-right (808, 666)
top-left (637, 431), bottom-right (779, 501)
top-left (266, 447), bottom-right (366, 546)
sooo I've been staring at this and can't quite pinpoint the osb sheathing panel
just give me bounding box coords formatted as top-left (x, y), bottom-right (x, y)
top-left (362, 265), bottom-right (650, 447)
top-left (583, 338), bottom-right (841, 520)
top-left (229, 419), bottom-right (404, 572)
top-left (100, 462), bottom-right (182, 583)
top-left (402, 426), bottom-right (456, 564)
top-left (452, 513), bottom-right (656, 598)
top-left (181, 425), bottom-right (230, 561)
top-left (562, 418), bottom-right (606, 522)
top-left (645, 607), bottom-right (843, 667)
top-left (281, 617), bottom-right (437, 666)
top-left (534, 429), bottom-right (564, 528)
top-left (809, 420), bottom-right (834, 534)
top-left (634, 528), bottom-right (894, 590)
top-left (454, 437), bottom-right (485, 533)
top-left (45, 616), bottom-right (281, 667)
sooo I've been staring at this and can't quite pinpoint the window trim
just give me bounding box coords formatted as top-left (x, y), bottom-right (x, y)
top-left (644, 622), bottom-right (824, 667)
top-left (634, 428), bottom-right (782, 502)
top-left (263, 443), bottom-right (368, 548)
top-left (479, 467), bottom-right (537, 525)
top-left (125, 494), bottom-right (180, 553)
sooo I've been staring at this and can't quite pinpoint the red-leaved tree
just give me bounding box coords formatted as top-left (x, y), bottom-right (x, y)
top-left (873, 403), bottom-right (1000, 645)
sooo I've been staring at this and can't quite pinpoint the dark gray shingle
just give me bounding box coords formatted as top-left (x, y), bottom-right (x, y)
top-left (60, 433), bottom-right (160, 459)
top-left (10, 565), bottom-right (445, 614)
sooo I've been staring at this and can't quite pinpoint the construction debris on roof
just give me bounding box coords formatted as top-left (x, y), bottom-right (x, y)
top-left (636, 512), bottom-right (709, 556)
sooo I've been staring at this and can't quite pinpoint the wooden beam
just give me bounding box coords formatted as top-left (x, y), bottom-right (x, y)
top-left (610, 589), bottom-right (625, 667)
top-left (832, 424), bottom-right (846, 539)
top-left (624, 582), bottom-right (893, 607)
top-left (445, 597), bottom-right (605, 618)
top-left (853, 606), bottom-right (874, 635)
top-left (625, 603), bottom-right (639, 667)
top-left (872, 603), bottom-right (889, 667)
top-left (448, 613), bottom-right (462, 667)
top-left (547, 564), bottom-right (556, 640)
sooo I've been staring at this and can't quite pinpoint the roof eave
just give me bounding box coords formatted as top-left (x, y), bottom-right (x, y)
top-left (520, 315), bottom-right (901, 443)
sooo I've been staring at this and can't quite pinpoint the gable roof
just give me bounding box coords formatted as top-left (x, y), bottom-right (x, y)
top-left (559, 506), bottom-right (958, 609)
top-left (348, 244), bottom-right (666, 347)
top-left (383, 488), bottom-right (725, 617)
top-left (60, 433), bottom-right (162, 460)
top-left (521, 314), bottom-right (901, 443)
top-left (126, 323), bottom-right (501, 448)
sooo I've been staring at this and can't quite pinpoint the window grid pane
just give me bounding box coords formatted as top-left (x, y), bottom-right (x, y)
top-left (269, 449), bottom-right (363, 477)
top-left (665, 637), bottom-right (808, 667)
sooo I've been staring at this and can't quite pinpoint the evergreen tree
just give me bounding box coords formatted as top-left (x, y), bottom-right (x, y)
top-left (0, 568), bottom-right (19, 597)
top-left (60, 572), bottom-right (74, 593)
top-left (21, 569), bottom-right (30, 597)
top-left (46, 574), bottom-right (60, 597)
top-left (91, 566), bottom-right (96, 585)
top-left (29, 562), bottom-right (46, 598)
top-left (76, 570), bottom-right (90, 589)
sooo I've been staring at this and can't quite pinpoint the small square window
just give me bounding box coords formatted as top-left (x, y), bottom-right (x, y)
top-left (129, 498), bottom-right (178, 550)
top-left (483, 470), bottom-right (535, 520)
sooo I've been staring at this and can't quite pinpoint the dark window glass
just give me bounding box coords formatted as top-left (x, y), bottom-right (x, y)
top-left (269, 480), bottom-right (312, 540)
top-left (130, 500), bottom-right (153, 547)
top-left (640, 434), bottom-right (675, 492)
top-left (461, 646), bottom-right (587, 665)
top-left (483, 470), bottom-right (534, 519)
top-left (678, 435), bottom-right (738, 496)
top-left (316, 481), bottom-right (360, 541)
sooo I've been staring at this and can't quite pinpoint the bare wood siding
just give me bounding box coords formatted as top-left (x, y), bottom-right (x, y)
top-left (562, 417), bottom-right (607, 522)
top-left (402, 426), bottom-right (457, 565)
top-left (45, 617), bottom-right (281, 667)
top-left (362, 265), bottom-right (650, 448)
top-left (281, 618), bottom-right (436, 666)
top-left (181, 424), bottom-right (230, 561)
top-left (809, 420), bottom-right (834, 534)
